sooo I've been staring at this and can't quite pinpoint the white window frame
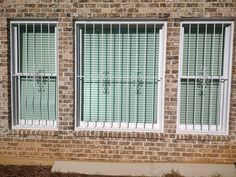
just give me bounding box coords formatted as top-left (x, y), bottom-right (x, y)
top-left (74, 20), bottom-right (167, 132)
top-left (177, 20), bottom-right (234, 135)
top-left (10, 20), bottom-right (59, 129)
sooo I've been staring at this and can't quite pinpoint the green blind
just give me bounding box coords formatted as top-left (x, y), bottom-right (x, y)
top-left (180, 24), bottom-right (225, 126)
top-left (80, 24), bottom-right (160, 124)
top-left (18, 23), bottom-right (56, 121)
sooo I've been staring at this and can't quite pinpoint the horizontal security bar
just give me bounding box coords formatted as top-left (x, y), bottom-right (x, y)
top-left (13, 73), bottom-right (57, 77)
top-left (10, 21), bottom-right (58, 24)
top-left (77, 75), bottom-right (162, 79)
top-left (75, 21), bottom-right (166, 25)
top-left (180, 76), bottom-right (228, 80)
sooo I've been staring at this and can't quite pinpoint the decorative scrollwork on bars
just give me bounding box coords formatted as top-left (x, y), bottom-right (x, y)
top-left (36, 70), bottom-right (47, 93)
top-left (135, 72), bottom-right (143, 95)
top-left (197, 68), bottom-right (210, 96)
top-left (102, 71), bottom-right (110, 94)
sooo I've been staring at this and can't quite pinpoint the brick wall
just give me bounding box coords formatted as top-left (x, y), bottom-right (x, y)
top-left (0, 0), bottom-right (235, 163)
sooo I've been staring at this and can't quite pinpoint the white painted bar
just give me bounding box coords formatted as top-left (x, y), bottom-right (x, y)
top-left (209, 24), bottom-right (216, 131)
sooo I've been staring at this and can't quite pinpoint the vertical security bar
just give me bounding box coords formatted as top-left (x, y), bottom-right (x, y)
top-left (40, 23), bottom-right (43, 122)
top-left (135, 24), bottom-right (139, 128)
top-left (48, 23), bottom-right (50, 121)
top-left (112, 25), bottom-right (116, 125)
top-left (120, 24), bottom-right (124, 127)
top-left (26, 23), bottom-right (29, 123)
top-left (201, 24), bottom-right (207, 130)
top-left (209, 24), bottom-right (215, 131)
top-left (128, 24), bottom-right (132, 128)
top-left (185, 24), bottom-right (191, 130)
top-left (193, 24), bottom-right (199, 130)
top-left (33, 24), bottom-right (36, 123)
top-left (152, 24), bottom-right (156, 128)
top-left (143, 24), bottom-right (147, 128)
top-left (101, 24), bottom-right (105, 127)
top-left (13, 25), bottom-right (18, 125)
top-left (118, 24), bottom-right (121, 128)
top-left (105, 25), bottom-right (108, 124)
top-left (89, 24), bottom-right (92, 125)
top-left (219, 24), bottom-right (224, 131)
top-left (17, 24), bottom-right (22, 124)
top-left (84, 24), bottom-right (89, 127)
top-left (97, 24), bottom-right (100, 124)
top-left (110, 24), bottom-right (113, 128)
top-left (92, 24), bottom-right (95, 127)
top-left (126, 24), bottom-right (130, 128)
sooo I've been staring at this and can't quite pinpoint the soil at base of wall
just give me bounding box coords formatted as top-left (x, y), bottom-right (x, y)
top-left (0, 165), bottom-right (186, 177)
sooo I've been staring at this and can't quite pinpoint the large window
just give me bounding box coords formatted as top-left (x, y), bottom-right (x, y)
top-left (178, 21), bottom-right (234, 134)
top-left (75, 21), bottom-right (167, 131)
top-left (11, 21), bottom-right (58, 128)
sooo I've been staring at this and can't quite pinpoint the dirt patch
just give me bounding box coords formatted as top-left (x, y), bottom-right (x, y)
top-left (0, 165), bottom-right (191, 177)
top-left (0, 165), bottom-right (122, 177)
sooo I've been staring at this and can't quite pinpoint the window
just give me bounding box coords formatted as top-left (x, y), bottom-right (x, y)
top-left (75, 21), bottom-right (167, 131)
top-left (177, 21), bottom-right (234, 134)
top-left (11, 21), bottom-right (58, 128)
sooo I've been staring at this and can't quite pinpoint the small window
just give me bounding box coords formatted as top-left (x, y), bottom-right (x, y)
top-left (177, 21), bottom-right (234, 134)
top-left (75, 21), bottom-right (167, 131)
top-left (11, 21), bottom-right (58, 128)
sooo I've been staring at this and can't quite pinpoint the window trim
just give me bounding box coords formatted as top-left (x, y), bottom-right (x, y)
top-left (10, 20), bottom-right (59, 130)
top-left (74, 20), bottom-right (167, 132)
top-left (177, 20), bottom-right (234, 135)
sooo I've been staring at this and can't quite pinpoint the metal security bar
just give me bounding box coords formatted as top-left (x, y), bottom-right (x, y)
top-left (11, 21), bottom-right (58, 129)
top-left (75, 21), bottom-right (167, 131)
top-left (178, 21), bottom-right (234, 134)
